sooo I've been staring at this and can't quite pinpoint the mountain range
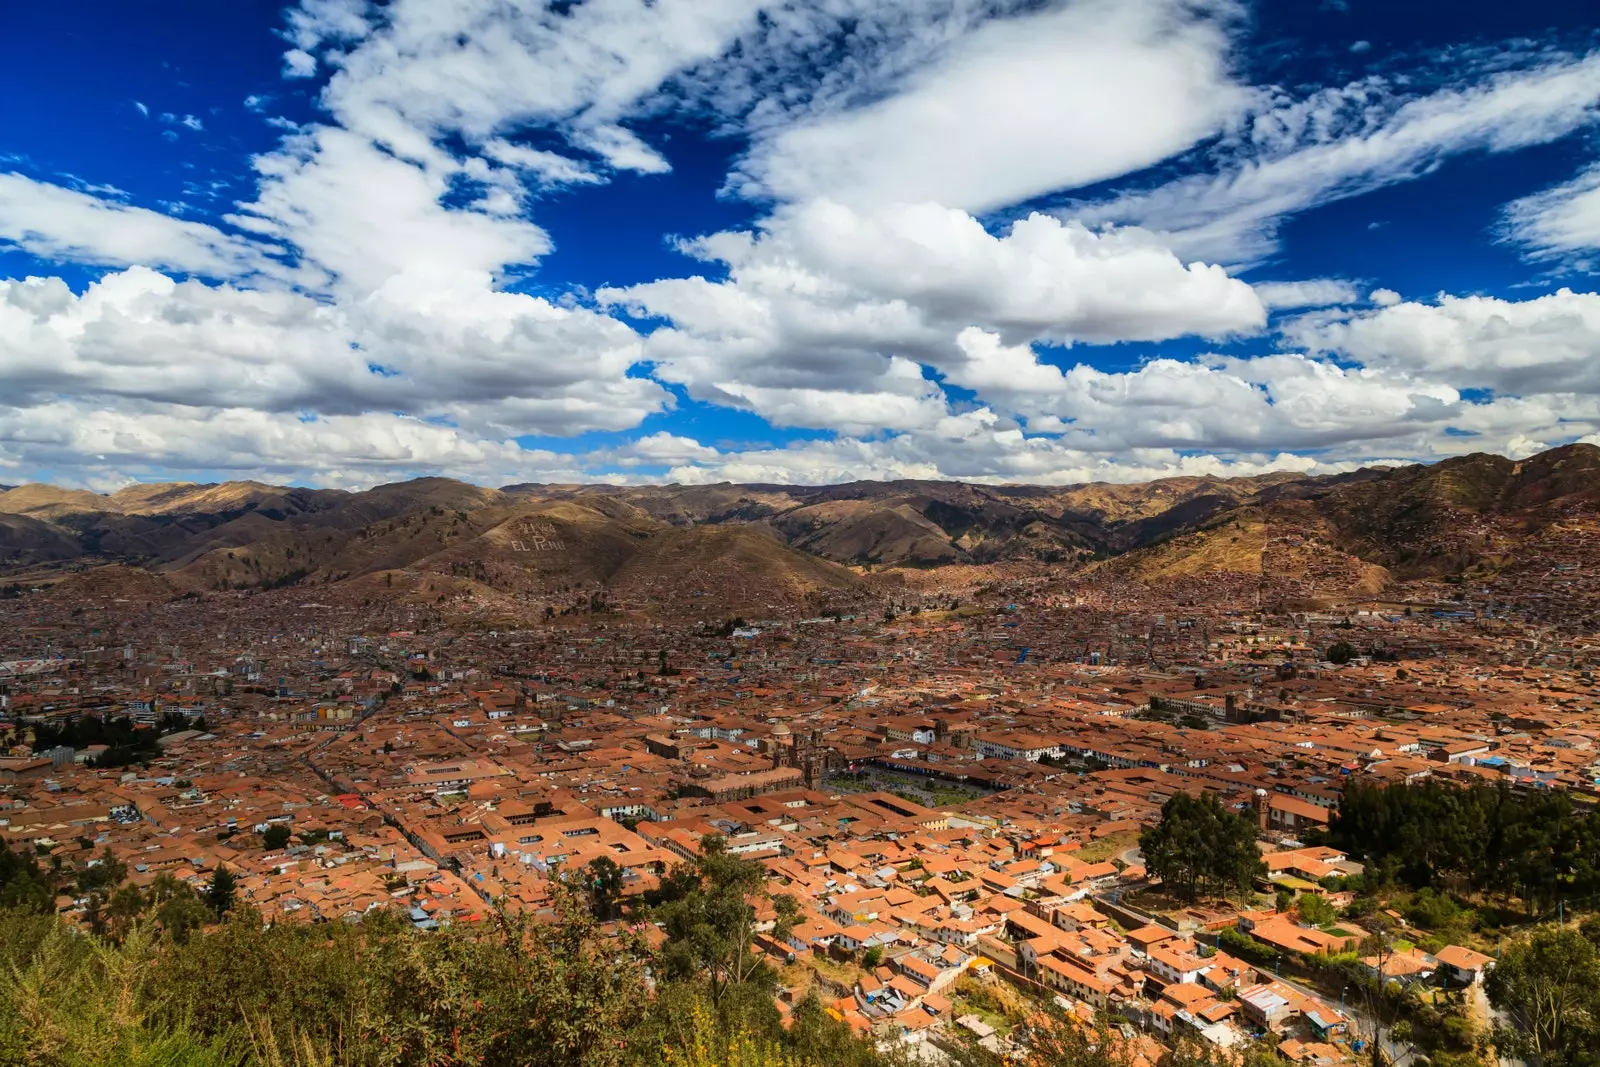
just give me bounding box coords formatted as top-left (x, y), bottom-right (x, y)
top-left (4, 444), bottom-right (1599, 613)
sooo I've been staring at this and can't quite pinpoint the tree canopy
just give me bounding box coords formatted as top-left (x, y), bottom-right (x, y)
top-left (652, 835), bottom-right (775, 1010)
top-left (0, 839), bottom-right (54, 914)
top-left (1329, 779), bottom-right (1600, 913)
top-left (1139, 791), bottom-right (1265, 901)
top-left (1486, 924), bottom-right (1600, 1067)
top-left (205, 865), bottom-right (236, 919)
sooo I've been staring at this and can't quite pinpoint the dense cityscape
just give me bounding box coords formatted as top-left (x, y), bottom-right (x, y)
top-left (8, 0), bottom-right (1600, 1062)
top-left (5, 457), bottom-right (1600, 1065)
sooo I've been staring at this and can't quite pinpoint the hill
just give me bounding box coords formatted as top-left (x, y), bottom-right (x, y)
top-left (5, 445), bottom-right (1600, 614)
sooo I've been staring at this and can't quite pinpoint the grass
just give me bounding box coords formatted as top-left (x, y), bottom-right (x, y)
top-left (948, 976), bottom-right (1033, 1036)
top-left (1073, 829), bottom-right (1141, 864)
top-left (809, 954), bottom-right (870, 987)
top-left (948, 994), bottom-right (1013, 1036)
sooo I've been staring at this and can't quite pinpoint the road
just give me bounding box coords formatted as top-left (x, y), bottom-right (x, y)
top-left (1250, 961), bottom-right (1416, 1067)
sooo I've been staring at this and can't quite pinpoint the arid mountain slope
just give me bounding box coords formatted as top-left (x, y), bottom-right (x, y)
top-left (4, 446), bottom-right (1599, 609)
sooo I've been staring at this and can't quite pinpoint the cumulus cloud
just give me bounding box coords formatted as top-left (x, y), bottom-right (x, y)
top-left (6, 0), bottom-right (1600, 489)
top-left (0, 402), bottom-right (610, 490)
top-left (642, 425), bottom-right (1366, 487)
top-left (1253, 278), bottom-right (1361, 310)
top-left (628, 371), bottom-right (1600, 486)
top-left (0, 267), bottom-right (668, 437)
top-left (602, 200), bottom-right (1263, 429)
top-left (283, 48), bottom-right (317, 78)
top-left (1287, 288), bottom-right (1600, 396)
top-left (227, 128), bottom-right (554, 296)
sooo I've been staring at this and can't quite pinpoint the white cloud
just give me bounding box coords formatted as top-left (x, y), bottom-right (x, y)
top-left (1501, 162), bottom-right (1600, 268)
top-left (1253, 278), bottom-right (1360, 310)
top-left (1287, 288), bottom-right (1600, 396)
top-left (0, 172), bottom-right (293, 282)
top-left (483, 139), bottom-right (602, 188)
top-left (0, 401), bottom-right (609, 490)
top-left (1030, 352), bottom-right (1463, 453)
top-left (592, 431), bottom-right (723, 468)
top-left (227, 127), bottom-right (551, 295)
top-left (299, 0), bottom-right (767, 169)
top-left (1074, 50), bottom-right (1600, 264)
top-left (284, 48), bottom-right (317, 78)
top-left (730, 0), bottom-right (1247, 213)
top-left (648, 425), bottom-right (1356, 487)
top-left (603, 200), bottom-right (1263, 430)
top-left (0, 267), bottom-right (668, 438)
top-left (8, 0), bottom-right (1600, 488)
top-left (712, 371), bottom-right (953, 437)
top-left (569, 124), bottom-right (671, 175)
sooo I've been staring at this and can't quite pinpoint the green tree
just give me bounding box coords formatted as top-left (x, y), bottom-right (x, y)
top-left (1140, 791), bottom-right (1264, 901)
top-left (205, 865), bottom-right (236, 919)
top-left (148, 872), bottom-right (210, 944)
top-left (1326, 641), bottom-right (1355, 664)
top-left (785, 989), bottom-right (888, 1067)
top-left (771, 893), bottom-right (800, 945)
top-left (1486, 925), bottom-right (1600, 1067)
top-left (586, 856), bottom-right (624, 921)
top-left (1296, 893), bottom-right (1337, 927)
top-left (0, 838), bottom-right (54, 913)
top-left (104, 882), bottom-right (146, 941)
top-left (654, 835), bottom-right (774, 1009)
top-left (262, 824), bottom-right (292, 851)
top-left (1329, 778), bottom-right (1600, 910)
top-left (76, 847), bottom-right (127, 895)
top-left (0, 887), bottom-right (658, 1067)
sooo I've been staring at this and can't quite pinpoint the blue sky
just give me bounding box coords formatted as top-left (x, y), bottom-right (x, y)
top-left (2, 0), bottom-right (1599, 489)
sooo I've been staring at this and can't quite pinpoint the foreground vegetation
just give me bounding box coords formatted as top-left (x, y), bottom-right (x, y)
top-left (8, 775), bottom-right (1600, 1067)
top-left (0, 837), bottom-right (889, 1067)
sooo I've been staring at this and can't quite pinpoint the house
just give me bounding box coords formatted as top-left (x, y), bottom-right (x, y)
top-left (1435, 944), bottom-right (1495, 985)
top-left (1248, 917), bottom-right (1360, 957)
top-left (1237, 981), bottom-right (1304, 1031)
top-left (1035, 954), bottom-right (1112, 1008)
top-left (1360, 947), bottom-right (1435, 986)
top-left (1147, 942), bottom-right (1208, 985)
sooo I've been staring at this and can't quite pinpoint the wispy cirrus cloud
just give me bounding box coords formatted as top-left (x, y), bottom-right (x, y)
top-left (1070, 48), bottom-right (1600, 266)
top-left (1501, 161), bottom-right (1600, 271)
